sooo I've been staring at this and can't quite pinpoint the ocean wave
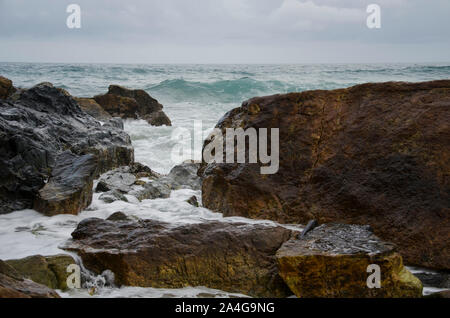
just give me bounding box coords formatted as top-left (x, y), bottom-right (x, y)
top-left (147, 77), bottom-right (300, 103)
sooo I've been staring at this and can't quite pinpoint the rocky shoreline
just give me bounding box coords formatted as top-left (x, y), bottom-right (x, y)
top-left (1, 76), bottom-right (449, 298)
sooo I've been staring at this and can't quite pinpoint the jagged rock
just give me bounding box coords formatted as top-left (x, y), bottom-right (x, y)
top-left (129, 180), bottom-right (171, 201)
top-left (62, 217), bottom-right (294, 297)
top-left (0, 81), bottom-right (134, 214)
top-left (94, 85), bottom-right (172, 126)
top-left (99, 190), bottom-right (129, 204)
top-left (103, 117), bottom-right (124, 130)
top-left (74, 97), bottom-right (112, 121)
top-left (0, 76), bottom-right (15, 99)
top-left (95, 169), bottom-right (136, 193)
top-left (34, 152), bottom-right (97, 216)
top-left (0, 259), bottom-right (60, 298)
top-left (276, 223), bottom-right (423, 298)
top-left (106, 211), bottom-right (130, 222)
top-left (187, 195), bottom-right (199, 207)
top-left (6, 254), bottom-right (76, 291)
top-left (201, 80), bottom-right (450, 270)
top-left (162, 161), bottom-right (201, 190)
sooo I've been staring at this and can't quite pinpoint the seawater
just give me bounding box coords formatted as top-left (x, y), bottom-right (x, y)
top-left (0, 63), bottom-right (449, 297)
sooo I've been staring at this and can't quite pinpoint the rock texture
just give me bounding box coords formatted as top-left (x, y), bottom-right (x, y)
top-left (74, 97), bottom-right (112, 121)
top-left (0, 76), bottom-right (15, 99)
top-left (0, 81), bottom-right (134, 214)
top-left (6, 254), bottom-right (76, 291)
top-left (201, 80), bottom-right (450, 270)
top-left (276, 223), bottom-right (423, 298)
top-left (94, 85), bottom-right (172, 126)
top-left (62, 217), bottom-right (294, 297)
top-left (0, 259), bottom-right (60, 298)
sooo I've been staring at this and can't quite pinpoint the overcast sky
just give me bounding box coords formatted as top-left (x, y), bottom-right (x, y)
top-left (0, 0), bottom-right (449, 63)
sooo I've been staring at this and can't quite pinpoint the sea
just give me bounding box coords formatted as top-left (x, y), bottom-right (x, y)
top-left (0, 62), bottom-right (449, 297)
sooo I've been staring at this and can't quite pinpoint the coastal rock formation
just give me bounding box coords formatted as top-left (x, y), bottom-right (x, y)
top-left (201, 80), bottom-right (450, 270)
top-left (95, 162), bottom-right (200, 203)
top-left (6, 254), bottom-right (76, 291)
top-left (0, 80), bottom-right (134, 214)
top-left (74, 97), bottom-right (112, 122)
top-left (94, 85), bottom-right (172, 126)
top-left (0, 260), bottom-right (60, 298)
top-left (0, 76), bottom-right (15, 99)
top-left (34, 152), bottom-right (97, 216)
top-left (276, 224), bottom-right (423, 298)
top-left (62, 217), bottom-right (294, 297)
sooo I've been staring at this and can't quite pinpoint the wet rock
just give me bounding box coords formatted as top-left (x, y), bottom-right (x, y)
top-left (62, 217), bottom-right (294, 297)
top-left (34, 152), bottom-right (97, 216)
top-left (0, 259), bottom-right (60, 298)
top-left (74, 97), bottom-right (112, 121)
top-left (201, 80), bottom-right (450, 270)
top-left (129, 180), bottom-right (171, 201)
top-left (95, 169), bottom-right (136, 193)
top-left (187, 196), bottom-right (199, 207)
top-left (99, 190), bottom-right (129, 204)
top-left (0, 81), bottom-right (134, 214)
top-left (106, 211), bottom-right (130, 221)
top-left (0, 76), bottom-right (15, 99)
top-left (94, 85), bottom-right (172, 126)
top-left (103, 117), bottom-right (124, 130)
top-left (162, 161), bottom-right (201, 190)
top-left (276, 223), bottom-right (423, 298)
top-left (6, 254), bottom-right (76, 291)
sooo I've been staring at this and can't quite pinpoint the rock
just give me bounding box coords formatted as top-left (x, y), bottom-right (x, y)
top-left (34, 152), bottom-right (97, 216)
top-left (106, 211), bottom-right (130, 221)
top-left (276, 223), bottom-right (423, 298)
top-left (62, 217), bottom-right (294, 297)
top-left (74, 97), bottom-right (112, 121)
top-left (95, 163), bottom-right (168, 202)
top-left (187, 195), bottom-right (199, 207)
top-left (201, 80), bottom-right (450, 270)
top-left (300, 220), bottom-right (319, 238)
top-left (6, 254), bottom-right (76, 291)
top-left (99, 190), bottom-right (129, 204)
top-left (103, 117), bottom-right (124, 130)
top-left (0, 259), bottom-right (60, 298)
top-left (162, 161), bottom-right (201, 190)
top-left (0, 76), bottom-right (16, 99)
top-left (0, 81), bottom-right (134, 214)
top-left (129, 180), bottom-right (171, 201)
top-left (94, 85), bottom-right (172, 126)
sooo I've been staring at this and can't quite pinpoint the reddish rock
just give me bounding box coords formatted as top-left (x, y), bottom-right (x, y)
top-left (0, 76), bottom-right (15, 99)
top-left (62, 217), bottom-right (294, 297)
top-left (94, 85), bottom-right (172, 126)
top-left (201, 80), bottom-right (450, 270)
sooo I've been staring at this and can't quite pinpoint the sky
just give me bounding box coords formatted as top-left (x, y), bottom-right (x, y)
top-left (0, 0), bottom-right (449, 64)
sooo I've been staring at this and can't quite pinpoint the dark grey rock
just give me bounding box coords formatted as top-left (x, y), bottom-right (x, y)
top-left (0, 81), bottom-right (134, 214)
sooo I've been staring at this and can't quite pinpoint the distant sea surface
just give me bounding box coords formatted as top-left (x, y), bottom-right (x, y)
top-left (1, 62), bottom-right (449, 173)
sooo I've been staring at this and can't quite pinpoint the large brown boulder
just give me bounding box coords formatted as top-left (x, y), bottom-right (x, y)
top-left (94, 85), bottom-right (172, 126)
top-left (62, 217), bottom-right (295, 297)
top-left (0, 76), bottom-right (15, 99)
top-left (74, 97), bottom-right (112, 121)
top-left (201, 80), bottom-right (450, 270)
top-left (276, 223), bottom-right (423, 298)
top-left (0, 260), bottom-right (60, 298)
